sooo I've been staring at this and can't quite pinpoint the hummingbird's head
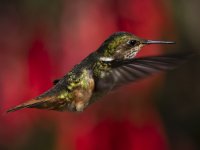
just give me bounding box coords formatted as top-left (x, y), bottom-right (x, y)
top-left (98, 32), bottom-right (175, 61)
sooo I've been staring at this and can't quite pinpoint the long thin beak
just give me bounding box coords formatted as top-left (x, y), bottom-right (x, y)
top-left (142, 40), bottom-right (175, 44)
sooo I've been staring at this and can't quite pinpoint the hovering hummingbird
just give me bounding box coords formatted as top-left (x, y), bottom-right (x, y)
top-left (7, 32), bottom-right (190, 113)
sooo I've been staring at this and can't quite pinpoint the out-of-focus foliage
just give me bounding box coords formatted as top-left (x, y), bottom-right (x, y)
top-left (157, 0), bottom-right (200, 150)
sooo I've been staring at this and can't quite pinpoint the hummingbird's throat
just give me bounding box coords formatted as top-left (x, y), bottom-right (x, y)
top-left (99, 44), bottom-right (144, 61)
top-left (100, 49), bottom-right (139, 61)
top-left (124, 49), bottom-right (138, 59)
top-left (124, 44), bottom-right (144, 59)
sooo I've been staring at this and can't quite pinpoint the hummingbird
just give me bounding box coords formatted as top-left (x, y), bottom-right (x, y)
top-left (7, 32), bottom-right (190, 113)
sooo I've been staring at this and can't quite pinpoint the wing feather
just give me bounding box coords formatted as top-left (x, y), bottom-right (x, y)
top-left (96, 53), bottom-right (192, 90)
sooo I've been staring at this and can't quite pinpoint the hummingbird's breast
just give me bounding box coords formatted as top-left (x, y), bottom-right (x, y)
top-left (69, 69), bottom-right (95, 111)
top-left (56, 52), bottom-right (104, 111)
top-left (57, 67), bottom-right (95, 112)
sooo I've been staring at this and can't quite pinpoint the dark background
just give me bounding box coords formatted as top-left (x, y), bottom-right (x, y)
top-left (0, 0), bottom-right (200, 150)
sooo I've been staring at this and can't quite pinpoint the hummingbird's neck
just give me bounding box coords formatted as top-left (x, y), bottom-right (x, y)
top-left (93, 45), bottom-right (116, 64)
top-left (92, 52), bottom-right (112, 77)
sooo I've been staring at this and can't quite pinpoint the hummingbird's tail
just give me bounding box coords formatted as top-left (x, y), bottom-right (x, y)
top-left (6, 96), bottom-right (54, 113)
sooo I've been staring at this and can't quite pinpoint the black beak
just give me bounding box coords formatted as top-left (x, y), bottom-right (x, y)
top-left (142, 40), bottom-right (175, 44)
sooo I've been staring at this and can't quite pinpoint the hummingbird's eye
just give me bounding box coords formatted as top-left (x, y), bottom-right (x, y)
top-left (127, 40), bottom-right (137, 46)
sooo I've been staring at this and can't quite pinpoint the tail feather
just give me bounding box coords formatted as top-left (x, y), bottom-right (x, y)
top-left (6, 99), bottom-right (48, 113)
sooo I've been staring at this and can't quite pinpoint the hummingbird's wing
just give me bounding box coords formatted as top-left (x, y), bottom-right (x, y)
top-left (97, 53), bottom-right (191, 90)
top-left (53, 79), bottom-right (60, 85)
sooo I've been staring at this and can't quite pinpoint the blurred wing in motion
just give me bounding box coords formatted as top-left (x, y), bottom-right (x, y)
top-left (97, 53), bottom-right (192, 90)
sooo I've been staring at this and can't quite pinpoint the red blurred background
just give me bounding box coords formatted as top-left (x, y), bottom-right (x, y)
top-left (0, 0), bottom-right (200, 150)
